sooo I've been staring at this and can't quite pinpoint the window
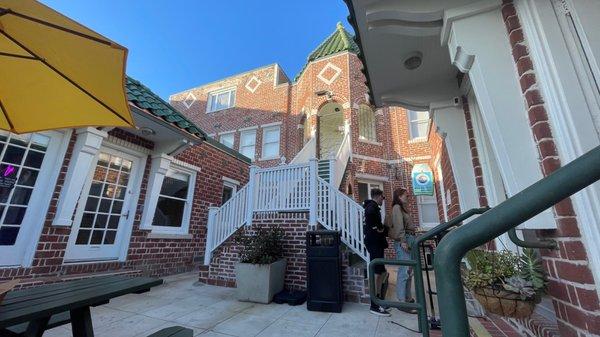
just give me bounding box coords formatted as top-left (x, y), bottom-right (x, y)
top-left (221, 179), bottom-right (238, 205)
top-left (219, 132), bottom-right (234, 149)
top-left (152, 168), bottom-right (195, 233)
top-left (417, 194), bottom-right (440, 228)
top-left (357, 181), bottom-right (384, 203)
top-left (357, 180), bottom-right (386, 222)
top-left (207, 88), bottom-right (236, 113)
top-left (0, 133), bottom-right (50, 245)
top-left (240, 130), bottom-right (256, 160)
top-left (261, 125), bottom-right (280, 159)
top-left (408, 110), bottom-right (430, 140)
top-left (358, 104), bottom-right (377, 142)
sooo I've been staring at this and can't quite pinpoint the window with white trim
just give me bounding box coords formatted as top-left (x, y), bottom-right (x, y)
top-left (408, 110), bottom-right (430, 140)
top-left (417, 194), bottom-right (440, 228)
top-left (219, 132), bottom-right (234, 149)
top-left (240, 130), bottom-right (256, 160)
top-left (152, 167), bottom-right (195, 234)
top-left (221, 180), bottom-right (238, 205)
top-left (358, 104), bottom-right (377, 142)
top-left (261, 125), bottom-right (280, 159)
top-left (207, 88), bottom-right (236, 113)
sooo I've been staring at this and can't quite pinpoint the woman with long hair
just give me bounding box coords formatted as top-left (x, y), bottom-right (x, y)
top-left (388, 187), bottom-right (417, 313)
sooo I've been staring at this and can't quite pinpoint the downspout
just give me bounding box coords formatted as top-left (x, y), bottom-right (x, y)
top-left (434, 145), bottom-right (600, 337)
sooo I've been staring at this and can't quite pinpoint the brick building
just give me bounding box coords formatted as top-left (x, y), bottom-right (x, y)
top-left (0, 77), bottom-right (250, 287)
top-left (346, 0), bottom-right (600, 336)
top-left (170, 23), bottom-right (439, 232)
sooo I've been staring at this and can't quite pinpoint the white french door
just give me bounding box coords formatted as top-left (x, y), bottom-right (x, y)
top-left (65, 146), bottom-right (143, 262)
top-left (0, 130), bottom-right (69, 266)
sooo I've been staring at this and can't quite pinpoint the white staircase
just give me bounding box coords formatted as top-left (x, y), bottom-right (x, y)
top-left (204, 149), bottom-right (367, 264)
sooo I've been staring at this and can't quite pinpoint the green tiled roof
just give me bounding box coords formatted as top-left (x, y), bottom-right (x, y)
top-left (294, 22), bottom-right (359, 82)
top-left (126, 76), bottom-right (205, 138)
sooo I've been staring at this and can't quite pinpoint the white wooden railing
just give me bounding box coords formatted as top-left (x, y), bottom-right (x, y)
top-left (253, 162), bottom-right (313, 212)
top-left (317, 177), bottom-right (368, 261)
top-left (204, 154), bottom-right (368, 264)
top-left (204, 185), bottom-right (249, 264)
top-left (331, 131), bottom-right (351, 188)
top-left (290, 136), bottom-right (317, 164)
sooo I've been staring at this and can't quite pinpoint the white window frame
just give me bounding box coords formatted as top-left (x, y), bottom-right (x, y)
top-left (239, 129), bottom-right (256, 160)
top-left (417, 194), bottom-right (440, 229)
top-left (219, 132), bottom-right (235, 149)
top-left (408, 110), bottom-right (430, 141)
top-left (221, 177), bottom-right (239, 205)
top-left (206, 87), bottom-right (236, 113)
top-left (260, 125), bottom-right (281, 160)
top-left (357, 180), bottom-right (386, 223)
top-left (150, 163), bottom-right (196, 235)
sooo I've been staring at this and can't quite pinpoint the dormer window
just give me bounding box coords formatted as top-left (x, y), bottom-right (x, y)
top-left (207, 87), bottom-right (236, 113)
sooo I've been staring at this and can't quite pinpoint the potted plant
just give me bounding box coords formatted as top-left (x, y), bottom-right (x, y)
top-left (463, 248), bottom-right (547, 318)
top-left (234, 225), bottom-right (286, 303)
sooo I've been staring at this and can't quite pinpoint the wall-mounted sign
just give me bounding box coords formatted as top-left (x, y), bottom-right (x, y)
top-left (412, 163), bottom-right (434, 196)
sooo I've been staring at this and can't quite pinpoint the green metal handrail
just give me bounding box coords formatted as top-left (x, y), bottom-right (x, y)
top-left (435, 145), bottom-right (600, 337)
top-left (507, 228), bottom-right (558, 250)
top-left (367, 207), bottom-right (490, 336)
top-left (410, 207), bottom-right (489, 334)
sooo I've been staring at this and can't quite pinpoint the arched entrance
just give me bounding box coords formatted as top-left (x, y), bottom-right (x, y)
top-left (317, 102), bottom-right (344, 159)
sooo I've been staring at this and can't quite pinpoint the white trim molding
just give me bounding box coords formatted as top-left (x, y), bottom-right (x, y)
top-left (52, 128), bottom-right (108, 227)
top-left (355, 173), bottom-right (389, 182)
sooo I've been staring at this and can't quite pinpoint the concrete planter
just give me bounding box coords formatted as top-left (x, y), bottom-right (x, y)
top-left (235, 258), bottom-right (286, 303)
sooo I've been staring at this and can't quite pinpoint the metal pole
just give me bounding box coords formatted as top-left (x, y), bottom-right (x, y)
top-left (435, 145), bottom-right (600, 337)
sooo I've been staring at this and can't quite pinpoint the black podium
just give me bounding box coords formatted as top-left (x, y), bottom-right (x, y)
top-left (306, 230), bottom-right (343, 313)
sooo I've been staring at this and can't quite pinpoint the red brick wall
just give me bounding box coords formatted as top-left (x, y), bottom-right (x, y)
top-left (200, 213), bottom-right (370, 302)
top-left (428, 122), bottom-right (462, 221)
top-left (0, 128), bottom-right (250, 286)
top-left (501, 2), bottom-right (600, 336)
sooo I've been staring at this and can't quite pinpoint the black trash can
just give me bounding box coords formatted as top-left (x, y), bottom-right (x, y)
top-left (306, 230), bottom-right (343, 313)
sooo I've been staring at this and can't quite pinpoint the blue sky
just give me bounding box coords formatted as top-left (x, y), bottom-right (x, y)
top-left (41, 1), bottom-right (354, 99)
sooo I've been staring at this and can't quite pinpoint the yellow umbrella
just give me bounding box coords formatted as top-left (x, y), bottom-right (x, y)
top-left (0, 0), bottom-right (134, 133)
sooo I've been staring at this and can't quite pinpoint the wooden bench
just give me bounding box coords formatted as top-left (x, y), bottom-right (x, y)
top-left (148, 326), bottom-right (193, 337)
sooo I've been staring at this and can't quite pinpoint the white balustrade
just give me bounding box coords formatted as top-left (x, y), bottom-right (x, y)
top-left (253, 162), bottom-right (312, 212)
top-left (204, 158), bottom-right (369, 265)
top-left (317, 177), bottom-right (368, 261)
top-left (204, 185), bottom-right (248, 265)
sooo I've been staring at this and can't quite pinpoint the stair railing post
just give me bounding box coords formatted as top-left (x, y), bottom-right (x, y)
top-left (245, 165), bottom-right (259, 226)
top-left (309, 158), bottom-right (318, 228)
top-left (328, 153), bottom-right (336, 186)
top-left (204, 207), bottom-right (218, 265)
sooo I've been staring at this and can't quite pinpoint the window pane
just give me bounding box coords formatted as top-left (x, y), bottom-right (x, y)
top-left (4, 146), bottom-right (25, 164)
top-left (241, 145), bottom-right (255, 159)
top-left (0, 226), bottom-right (19, 245)
top-left (264, 128), bottom-right (280, 142)
top-left (160, 176), bottom-right (189, 199)
top-left (358, 183), bottom-right (369, 203)
top-left (263, 143), bottom-right (279, 158)
top-left (241, 131), bottom-right (256, 146)
top-left (153, 196), bottom-right (185, 227)
top-left (222, 186), bottom-right (234, 204)
top-left (421, 203), bottom-right (440, 224)
top-left (220, 133), bottom-right (234, 148)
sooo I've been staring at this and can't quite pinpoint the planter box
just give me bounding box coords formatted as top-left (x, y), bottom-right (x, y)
top-left (235, 259), bottom-right (286, 304)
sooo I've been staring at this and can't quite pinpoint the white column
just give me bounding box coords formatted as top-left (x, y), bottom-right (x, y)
top-left (443, 3), bottom-right (555, 228)
top-left (308, 158), bottom-right (318, 227)
top-left (52, 127), bottom-right (107, 227)
top-left (204, 207), bottom-right (218, 265)
top-left (244, 165), bottom-right (259, 226)
top-left (139, 154), bottom-right (172, 230)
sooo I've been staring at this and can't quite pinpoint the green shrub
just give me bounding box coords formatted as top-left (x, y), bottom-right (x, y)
top-left (234, 225), bottom-right (285, 264)
top-left (463, 247), bottom-right (547, 300)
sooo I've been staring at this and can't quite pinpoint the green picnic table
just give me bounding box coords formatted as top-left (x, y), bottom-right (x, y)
top-left (0, 275), bottom-right (163, 337)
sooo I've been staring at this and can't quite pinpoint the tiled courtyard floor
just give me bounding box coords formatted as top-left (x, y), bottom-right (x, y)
top-left (43, 272), bottom-right (422, 337)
